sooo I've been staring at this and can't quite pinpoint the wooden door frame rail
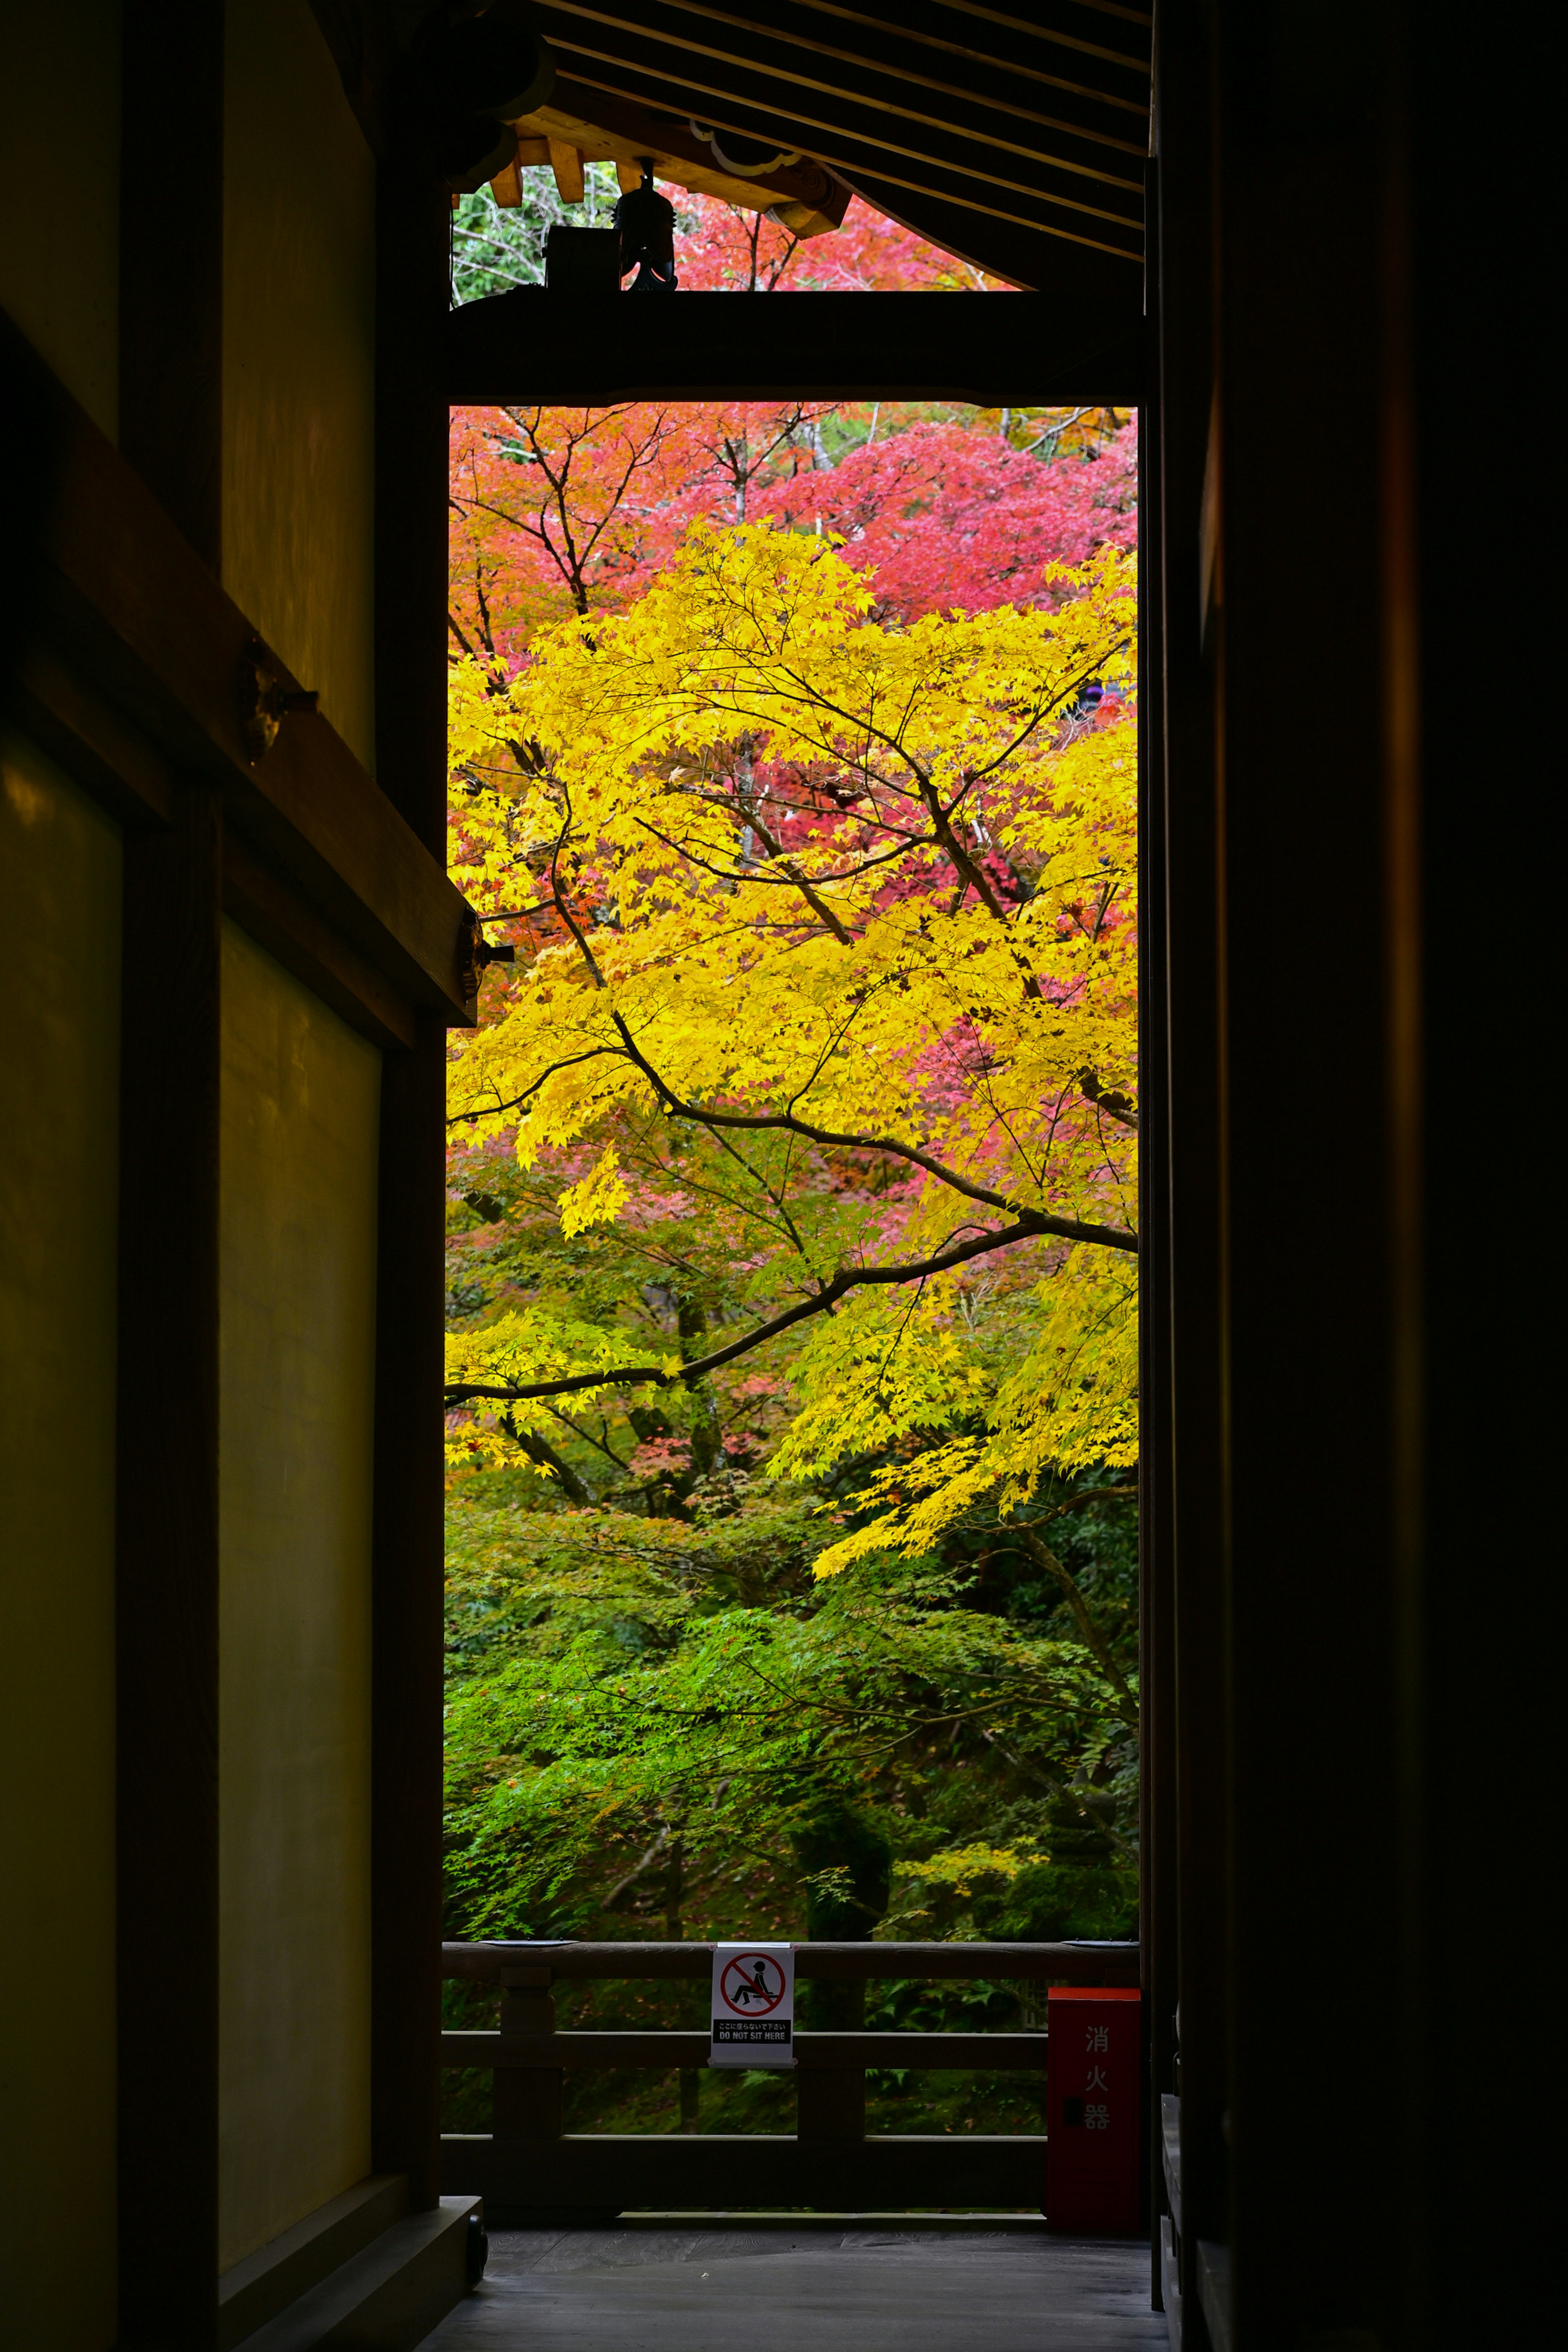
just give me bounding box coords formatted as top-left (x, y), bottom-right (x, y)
top-left (3, 308), bottom-right (475, 1047)
top-left (444, 290), bottom-right (1147, 408)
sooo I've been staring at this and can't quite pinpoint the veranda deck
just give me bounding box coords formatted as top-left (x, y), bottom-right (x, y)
top-left (416, 2218), bottom-right (1167, 2350)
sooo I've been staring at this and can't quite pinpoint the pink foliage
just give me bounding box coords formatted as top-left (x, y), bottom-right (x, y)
top-left (673, 194), bottom-right (1004, 294)
top-left (628, 1436), bottom-right (694, 1478)
top-left (750, 420), bottom-right (1138, 621)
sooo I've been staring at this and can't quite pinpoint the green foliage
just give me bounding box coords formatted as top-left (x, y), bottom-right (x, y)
top-left (442, 1448), bottom-right (1136, 2132)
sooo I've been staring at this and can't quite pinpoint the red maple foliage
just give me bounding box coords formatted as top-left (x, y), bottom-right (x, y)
top-left (747, 417), bottom-right (1137, 621)
top-left (450, 398), bottom-right (1136, 662)
top-left (673, 192), bottom-right (1007, 294)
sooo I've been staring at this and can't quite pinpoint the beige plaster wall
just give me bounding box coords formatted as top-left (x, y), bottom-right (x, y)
top-left (221, 0), bottom-right (378, 771)
top-left (218, 920), bottom-right (380, 2270)
top-left (0, 6), bottom-right (121, 440)
top-left (0, 734), bottom-right (121, 2348)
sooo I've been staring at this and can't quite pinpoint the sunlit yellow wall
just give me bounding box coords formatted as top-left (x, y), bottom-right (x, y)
top-left (0, 4), bottom-right (121, 438)
top-left (0, 735), bottom-right (120, 2348)
top-left (222, 0), bottom-right (377, 770)
top-left (218, 921), bottom-right (379, 2270)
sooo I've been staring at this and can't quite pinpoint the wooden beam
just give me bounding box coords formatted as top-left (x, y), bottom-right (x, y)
top-left (490, 151), bottom-right (523, 206)
top-left (514, 87), bottom-right (849, 229)
top-left (444, 288), bottom-right (1145, 406)
top-left (443, 1940), bottom-right (1140, 1983)
top-left (549, 136), bottom-right (588, 201)
top-left (222, 836), bottom-right (417, 1053)
top-left (2, 309), bottom-right (472, 1028)
top-left (440, 2131), bottom-right (1048, 2212)
top-left (4, 640), bottom-right (174, 835)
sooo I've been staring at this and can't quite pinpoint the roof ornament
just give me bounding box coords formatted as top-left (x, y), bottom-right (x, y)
top-left (613, 161), bottom-right (678, 293)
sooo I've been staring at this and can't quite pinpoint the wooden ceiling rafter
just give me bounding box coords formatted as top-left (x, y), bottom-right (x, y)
top-left (430, 0), bottom-right (1151, 296)
top-left (534, 0), bottom-right (1149, 154)
top-left (551, 60), bottom-right (1143, 258)
top-left (897, 0), bottom-right (1152, 77)
top-left (532, 6), bottom-right (1145, 202)
top-left (543, 49), bottom-right (1143, 220)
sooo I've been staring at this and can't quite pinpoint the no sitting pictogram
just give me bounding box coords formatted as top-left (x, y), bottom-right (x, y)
top-left (719, 1952), bottom-right (786, 2015)
top-left (710, 1939), bottom-right (795, 2067)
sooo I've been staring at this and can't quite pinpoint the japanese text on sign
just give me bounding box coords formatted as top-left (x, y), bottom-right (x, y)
top-left (709, 1942), bottom-right (796, 2068)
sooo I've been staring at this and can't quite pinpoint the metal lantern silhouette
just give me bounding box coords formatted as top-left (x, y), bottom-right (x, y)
top-left (613, 163), bottom-right (678, 292)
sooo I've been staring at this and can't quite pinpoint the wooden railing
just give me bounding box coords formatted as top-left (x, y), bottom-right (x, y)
top-left (440, 1938), bottom-right (1139, 2216)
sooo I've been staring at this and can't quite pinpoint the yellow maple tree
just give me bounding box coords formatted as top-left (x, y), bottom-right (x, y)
top-left (445, 521), bottom-right (1138, 1569)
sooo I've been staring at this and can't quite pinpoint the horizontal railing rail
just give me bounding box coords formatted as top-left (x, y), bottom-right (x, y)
top-left (438, 1939), bottom-right (1139, 2217)
top-left (442, 2031), bottom-right (1050, 2070)
top-left (443, 1938), bottom-right (1139, 1982)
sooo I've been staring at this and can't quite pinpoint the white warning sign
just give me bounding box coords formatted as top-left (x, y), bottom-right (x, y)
top-left (709, 1941), bottom-right (796, 2068)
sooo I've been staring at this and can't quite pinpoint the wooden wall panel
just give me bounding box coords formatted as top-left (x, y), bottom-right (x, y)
top-left (0, 734), bottom-right (122, 2350)
top-left (222, 0), bottom-right (379, 771)
top-left (0, 2), bottom-right (122, 442)
top-left (217, 921), bottom-right (380, 2269)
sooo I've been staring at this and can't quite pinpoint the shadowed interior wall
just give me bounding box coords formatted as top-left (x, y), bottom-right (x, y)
top-left (0, 5), bottom-right (121, 440)
top-left (221, 0), bottom-right (377, 768)
top-left (0, 734), bottom-right (121, 2348)
top-left (218, 920), bottom-right (380, 2270)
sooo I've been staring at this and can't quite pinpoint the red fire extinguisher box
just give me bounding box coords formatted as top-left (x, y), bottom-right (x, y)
top-left (1045, 1986), bottom-right (1142, 2232)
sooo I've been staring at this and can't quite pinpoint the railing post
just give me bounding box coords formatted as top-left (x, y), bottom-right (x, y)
top-left (493, 1965), bottom-right (562, 2140)
top-left (796, 2066), bottom-right (866, 2144)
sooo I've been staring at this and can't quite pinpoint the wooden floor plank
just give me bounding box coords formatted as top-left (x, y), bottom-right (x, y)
top-left (417, 2225), bottom-right (1167, 2348)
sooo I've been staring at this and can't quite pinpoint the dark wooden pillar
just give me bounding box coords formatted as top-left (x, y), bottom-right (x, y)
top-left (119, 0), bottom-right (225, 566)
top-left (1213, 9), bottom-right (1404, 2340)
top-left (374, 157), bottom-right (452, 855)
top-left (1395, 19), bottom-right (1550, 2343)
top-left (370, 1016), bottom-right (449, 2210)
top-left (1135, 283), bottom-right (1179, 2307)
top-left (369, 154), bottom-right (453, 2209)
top-left (116, 782), bottom-right (223, 2350)
top-left (115, 9), bottom-right (227, 2335)
top-left (1149, 8), bottom-right (1232, 2336)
